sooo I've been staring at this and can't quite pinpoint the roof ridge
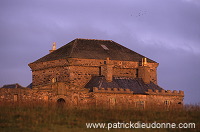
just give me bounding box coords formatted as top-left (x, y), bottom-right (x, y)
top-left (76, 38), bottom-right (113, 42)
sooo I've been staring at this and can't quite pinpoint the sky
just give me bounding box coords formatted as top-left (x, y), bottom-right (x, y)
top-left (0, 0), bottom-right (200, 104)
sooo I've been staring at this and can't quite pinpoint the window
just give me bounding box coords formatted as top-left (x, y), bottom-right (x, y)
top-left (164, 100), bottom-right (171, 110)
top-left (136, 69), bottom-right (139, 77)
top-left (14, 94), bottom-right (18, 102)
top-left (99, 67), bottom-right (102, 76)
top-left (101, 45), bottom-right (109, 50)
top-left (109, 98), bottom-right (116, 107)
top-left (164, 100), bottom-right (170, 105)
top-left (136, 101), bottom-right (145, 109)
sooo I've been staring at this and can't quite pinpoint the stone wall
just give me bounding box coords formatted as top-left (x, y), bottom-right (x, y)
top-left (68, 65), bottom-right (99, 88)
top-left (92, 87), bottom-right (184, 109)
top-left (29, 59), bottom-right (70, 87)
top-left (29, 58), bottom-right (158, 89)
top-left (0, 82), bottom-right (184, 110)
top-left (0, 85), bottom-right (94, 108)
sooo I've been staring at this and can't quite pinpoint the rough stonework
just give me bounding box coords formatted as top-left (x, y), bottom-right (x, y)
top-left (0, 38), bottom-right (184, 109)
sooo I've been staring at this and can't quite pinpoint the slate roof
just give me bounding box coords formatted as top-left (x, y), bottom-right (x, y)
top-left (84, 76), bottom-right (164, 94)
top-left (27, 83), bottom-right (32, 89)
top-left (32, 38), bottom-right (156, 63)
top-left (1, 83), bottom-right (24, 89)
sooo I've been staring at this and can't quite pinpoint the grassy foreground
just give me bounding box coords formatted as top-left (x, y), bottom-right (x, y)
top-left (0, 103), bottom-right (199, 132)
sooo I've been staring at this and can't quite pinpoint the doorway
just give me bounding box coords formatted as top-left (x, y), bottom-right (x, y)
top-left (57, 98), bottom-right (65, 107)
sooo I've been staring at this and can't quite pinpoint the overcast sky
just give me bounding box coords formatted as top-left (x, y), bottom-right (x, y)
top-left (0, 0), bottom-right (200, 104)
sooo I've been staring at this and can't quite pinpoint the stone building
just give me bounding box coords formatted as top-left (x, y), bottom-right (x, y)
top-left (0, 38), bottom-right (184, 109)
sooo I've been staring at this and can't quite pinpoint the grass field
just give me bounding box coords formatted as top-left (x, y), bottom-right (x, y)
top-left (0, 103), bottom-right (199, 132)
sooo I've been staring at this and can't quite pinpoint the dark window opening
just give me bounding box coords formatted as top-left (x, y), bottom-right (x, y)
top-left (57, 98), bottom-right (65, 103)
top-left (164, 100), bottom-right (170, 105)
top-left (57, 98), bottom-right (65, 108)
top-left (136, 69), bottom-right (139, 77)
top-left (99, 67), bottom-right (102, 76)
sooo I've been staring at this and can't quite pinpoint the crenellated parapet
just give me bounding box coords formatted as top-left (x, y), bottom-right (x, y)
top-left (92, 87), bottom-right (133, 94)
top-left (146, 89), bottom-right (184, 96)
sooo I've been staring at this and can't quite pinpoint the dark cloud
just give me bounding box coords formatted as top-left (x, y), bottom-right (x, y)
top-left (0, 0), bottom-right (199, 104)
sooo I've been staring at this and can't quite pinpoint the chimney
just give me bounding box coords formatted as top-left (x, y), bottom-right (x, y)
top-left (142, 57), bottom-right (147, 66)
top-left (138, 58), bottom-right (150, 84)
top-left (49, 42), bottom-right (56, 53)
top-left (101, 57), bottom-right (113, 82)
